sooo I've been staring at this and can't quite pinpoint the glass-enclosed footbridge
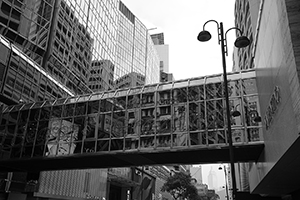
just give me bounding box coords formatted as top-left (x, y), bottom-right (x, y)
top-left (0, 69), bottom-right (264, 172)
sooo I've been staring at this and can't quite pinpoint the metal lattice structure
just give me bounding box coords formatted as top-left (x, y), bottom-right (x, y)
top-left (0, 69), bottom-right (264, 171)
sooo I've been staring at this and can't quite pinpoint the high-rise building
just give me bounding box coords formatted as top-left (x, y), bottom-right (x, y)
top-left (232, 0), bottom-right (256, 71)
top-left (150, 32), bottom-right (174, 82)
top-left (89, 60), bottom-right (115, 91)
top-left (0, 0), bottom-right (160, 104)
top-left (116, 1), bottom-right (159, 88)
top-left (234, 0), bottom-right (300, 199)
top-left (151, 33), bottom-right (169, 72)
top-left (207, 167), bottom-right (218, 190)
top-left (160, 71), bottom-right (174, 82)
top-left (0, 0), bottom-right (161, 199)
top-left (151, 33), bottom-right (164, 45)
top-left (0, 35), bottom-right (73, 105)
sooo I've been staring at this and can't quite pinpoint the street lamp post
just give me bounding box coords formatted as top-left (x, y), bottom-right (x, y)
top-left (219, 165), bottom-right (229, 200)
top-left (197, 20), bottom-right (250, 200)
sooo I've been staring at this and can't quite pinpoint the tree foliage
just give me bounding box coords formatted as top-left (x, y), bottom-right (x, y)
top-left (161, 171), bottom-right (201, 200)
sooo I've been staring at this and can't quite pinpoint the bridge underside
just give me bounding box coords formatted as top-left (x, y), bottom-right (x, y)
top-left (0, 142), bottom-right (264, 172)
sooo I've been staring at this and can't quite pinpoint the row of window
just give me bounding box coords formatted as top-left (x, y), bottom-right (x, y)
top-left (0, 37), bottom-right (70, 104)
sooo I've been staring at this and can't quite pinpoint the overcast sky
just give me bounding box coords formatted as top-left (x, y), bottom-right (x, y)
top-left (122, 0), bottom-right (236, 80)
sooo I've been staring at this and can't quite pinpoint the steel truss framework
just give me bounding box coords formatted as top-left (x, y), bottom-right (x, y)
top-left (0, 69), bottom-right (263, 170)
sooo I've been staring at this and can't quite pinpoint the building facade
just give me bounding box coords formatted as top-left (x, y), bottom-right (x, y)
top-left (150, 33), bottom-right (169, 73)
top-left (0, 0), bottom-right (160, 200)
top-left (150, 33), bottom-right (174, 83)
top-left (233, 0), bottom-right (257, 71)
top-left (234, 0), bottom-right (300, 199)
top-left (0, 69), bottom-right (262, 199)
top-left (207, 167), bottom-right (218, 191)
top-left (116, 1), bottom-right (159, 89)
top-left (190, 166), bottom-right (203, 184)
top-left (0, 0), bottom-right (160, 104)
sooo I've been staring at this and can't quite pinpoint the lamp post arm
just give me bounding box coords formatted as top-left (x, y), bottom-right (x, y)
top-left (203, 19), bottom-right (221, 45)
top-left (225, 27), bottom-right (243, 38)
top-left (224, 27), bottom-right (243, 56)
top-left (219, 22), bottom-right (237, 200)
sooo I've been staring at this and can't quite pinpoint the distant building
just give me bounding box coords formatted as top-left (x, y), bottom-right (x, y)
top-left (232, 0), bottom-right (255, 71)
top-left (151, 32), bottom-right (174, 82)
top-left (0, 0), bottom-right (160, 105)
top-left (114, 72), bottom-right (146, 89)
top-left (216, 188), bottom-right (227, 200)
top-left (160, 71), bottom-right (174, 83)
top-left (117, 1), bottom-right (160, 86)
top-left (190, 166), bottom-right (203, 184)
top-left (155, 45), bottom-right (169, 72)
top-left (88, 60), bottom-right (115, 92)
top-left (208, 167), bottom-right (218, 190)
top-left (151, 33), bottom-right (164, 45)
top-left (0, 0), bottom-right (160, 200)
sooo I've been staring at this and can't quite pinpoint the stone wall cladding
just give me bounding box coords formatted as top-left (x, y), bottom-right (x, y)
top-left (285, 0), bottom-right (300, 131)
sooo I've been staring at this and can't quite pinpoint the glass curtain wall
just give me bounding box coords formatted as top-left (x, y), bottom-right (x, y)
top-left (114, 1), bottom-right (159, 90)
top-left (0, 0), bottom-right (54, 66)
top-left (0, 70), bottom-right (262, 159)
top-left (0, 35), bottom-right (71, 105)
top-left (0, 0), bottom-right (159, 99)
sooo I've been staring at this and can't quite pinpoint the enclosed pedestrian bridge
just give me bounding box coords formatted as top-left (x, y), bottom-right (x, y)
top-left (0, 69), bottom-right (264, 172)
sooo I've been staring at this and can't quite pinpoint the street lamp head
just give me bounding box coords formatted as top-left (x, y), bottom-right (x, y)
top-left (234, 36), bottom-right (250, 48)
top-left (197, 30), bottom-right (212, 42)
top-left (232, 110), bottom-right (241, 117)
top-left (253, 116), bottom-right (262, 123)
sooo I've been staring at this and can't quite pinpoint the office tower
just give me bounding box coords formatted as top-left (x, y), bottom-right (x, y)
top-left (0, 0), bottom-right (160, 199)
top-left (208, 167), bottom-right (218, 190)
top-left (232, 0), bottom-right (256, 71)
top-left (151, 33), bottom-right (164, 45)
top-left (116, 1), bottom-right (159, 89)
top-left (0, 0), bottom-right (160, 105)
top-left (234, 0), bottom-right (300, 199)
top-left (89, 60), bottom-right (115, 91)
top-left (160, 71), bottom-right (174, 82)
top-left (233, 0), bottom-right (265, 195)
top-left (150, 33), bottom-right (169, 72)
top-left (0, 0), bottom-right (74, 104)
top-left (0, 0), bottom-right (51, 66)
top-left (150, 32), bottom-right (174, 82)
top-left (0, 34), bottom-right (73, 105)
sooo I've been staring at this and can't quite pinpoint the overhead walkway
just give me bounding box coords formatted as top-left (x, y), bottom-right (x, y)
top-left (0, 69), bottom-right (264, 172)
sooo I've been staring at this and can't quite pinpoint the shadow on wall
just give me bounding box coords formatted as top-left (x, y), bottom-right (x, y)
top-left (236, 192), bottom-right (282, 200)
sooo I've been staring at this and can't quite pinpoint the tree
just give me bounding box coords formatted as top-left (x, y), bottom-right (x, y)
top-left (206, 191), bottom-right (220, 200)
top-left (161, 171), bottom-right (202, 200)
